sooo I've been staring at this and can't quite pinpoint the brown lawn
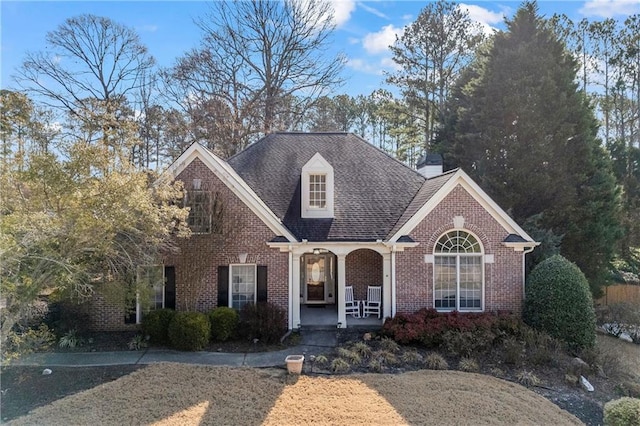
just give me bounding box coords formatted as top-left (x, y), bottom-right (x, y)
top-left (8, 364), bottom-right (581, 426)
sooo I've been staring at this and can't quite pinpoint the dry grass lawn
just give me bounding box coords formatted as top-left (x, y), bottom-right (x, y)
top-left (8, 363), bottom-right (582, 426)
top-left (596, 333), bottom-right (640, 380)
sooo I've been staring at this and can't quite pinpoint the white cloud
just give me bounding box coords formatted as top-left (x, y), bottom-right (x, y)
top-left (357, 2), bottom-right (388, 19)
top-left (347, 58), bottom-right (382, 75)
top-left (329, 0), bottom-right (356, 27)
top-left (402, 14), bottom-right (413, 21)
top-left (380, 57), bottom-right (400, 72)
top-left (579, 0), bottom-right (640, 17)
top-left (362, 24), bottom-right (403, 55)
top-left (458, 4), bottom-right (503, 25)
top-left (586, 0), bottom-right (640, 16)
top-left (347, 56), bottom-right (398, 75)
top-left (458, 4), bottom-right (503, 35)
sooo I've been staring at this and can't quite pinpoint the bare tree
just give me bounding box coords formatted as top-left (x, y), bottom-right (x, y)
top-left (15, 14), bottom-right (155, 129)
top-left (166, 0), bottom-right (344, 155)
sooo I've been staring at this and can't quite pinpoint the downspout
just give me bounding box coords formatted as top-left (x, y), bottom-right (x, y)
top-left (288, 246), bottom-right (293, 330)
top-left (391, 245), bottom-right (397, 317)
top-left (522, 246), bottom-right (535, 299)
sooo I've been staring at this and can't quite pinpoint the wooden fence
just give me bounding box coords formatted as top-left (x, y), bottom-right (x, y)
top-left (596, 284), bottom-right (640, 307)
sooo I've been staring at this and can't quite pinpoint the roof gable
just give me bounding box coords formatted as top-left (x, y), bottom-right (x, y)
top-left (165, 143), bottom-right (297, 242)
top-left (388, 169), bottom-right (536, 244)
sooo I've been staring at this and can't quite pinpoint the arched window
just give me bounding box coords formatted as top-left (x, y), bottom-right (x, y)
top-left (434, 230), bottom-right (483, 311)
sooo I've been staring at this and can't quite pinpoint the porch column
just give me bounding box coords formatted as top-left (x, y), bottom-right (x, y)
top-left (383, 253), bottom-right (392, 319)
top-left (337, 253), bottom-right (347, 328)
top-left (292, 254), bottom-right (301, 329)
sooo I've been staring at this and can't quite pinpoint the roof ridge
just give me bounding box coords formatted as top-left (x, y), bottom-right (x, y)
top-left (349, 133), bottom-right (428, 180)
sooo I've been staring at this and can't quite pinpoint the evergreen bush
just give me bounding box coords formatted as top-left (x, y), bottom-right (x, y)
top-left (142, 309), bottom-right (176, 344)
top-left (167, 311), bottom-right (210, 351)
top-left (524, 255), bottom-right (596, 351)
top-left (208, 307), bottom-right (239, 342)
top-left (604, 397), bottom-right (640, 426)
top-left (238, 302), bottom-right (286, 344)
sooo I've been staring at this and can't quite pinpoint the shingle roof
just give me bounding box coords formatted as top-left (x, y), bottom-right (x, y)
top-left (386, 170), bottom-right (457, 239)
top-left (503, 234), bottom-right (530, 243)
top-left (227, 132), bottom-right (426, 241)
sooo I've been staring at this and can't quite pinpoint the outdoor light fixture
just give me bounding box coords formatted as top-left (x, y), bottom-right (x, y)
top-left (313, 248), bottom-right (320, 255)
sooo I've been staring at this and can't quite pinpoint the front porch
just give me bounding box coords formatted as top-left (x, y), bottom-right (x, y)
top-left (291, 245), bottom-right (394, 329)
top-left (300, 304), bottom-right (382, 328)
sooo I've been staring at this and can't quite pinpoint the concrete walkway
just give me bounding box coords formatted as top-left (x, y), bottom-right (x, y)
top-left (10, 330), bottom-right (338, 369)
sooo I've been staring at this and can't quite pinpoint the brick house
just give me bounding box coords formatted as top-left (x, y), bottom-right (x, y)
top-left (91, 132), bottom-right (538, 330)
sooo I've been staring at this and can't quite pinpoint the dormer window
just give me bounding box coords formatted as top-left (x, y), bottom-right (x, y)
top-left (301, 153), bottom-right (334, 218)
top-left (309, 174), bottom-right (326, 208)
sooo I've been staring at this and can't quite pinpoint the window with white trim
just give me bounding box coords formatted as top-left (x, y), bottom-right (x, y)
top-left (129, 265), bottom-right (165, 324)
top-left (186, 189), bottom-right (212, 233)
top-left (434, 230), bottom-right (483, 311)
top-left (301, 153), bottom-right (334, 218)
top-left (309, 174), bottom-right (327, 208)
top-left (230, 264), bottom-right (256, 310)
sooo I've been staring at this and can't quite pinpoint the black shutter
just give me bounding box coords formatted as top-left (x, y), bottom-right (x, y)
top-left (164, 266), bottom-right (176, 310)
top-left (257, 265), bottom-right (268, 302)
top-left (217, 266), bottom-right (229, 307)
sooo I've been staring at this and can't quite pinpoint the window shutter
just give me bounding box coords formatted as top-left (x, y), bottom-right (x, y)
top-left (217, 266), bottom-right (229, 307)
top-left (257, 265), bottom-right (268, 302)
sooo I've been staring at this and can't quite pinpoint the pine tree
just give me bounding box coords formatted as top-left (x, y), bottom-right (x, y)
top-left (439, 2), bottom-right (621, 296)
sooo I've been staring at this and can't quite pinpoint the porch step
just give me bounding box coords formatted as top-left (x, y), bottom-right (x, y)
top-left (298, 325), bottom-right (338, 332)
top-left (298, 328), bottom-right (338, 347)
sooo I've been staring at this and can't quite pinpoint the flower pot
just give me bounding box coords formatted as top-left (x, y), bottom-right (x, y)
top-left (285, 354), bottom-right (304, 374)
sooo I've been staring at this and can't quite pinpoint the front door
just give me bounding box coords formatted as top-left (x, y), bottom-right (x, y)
top-left (303, 254), bottom-right (335, 304)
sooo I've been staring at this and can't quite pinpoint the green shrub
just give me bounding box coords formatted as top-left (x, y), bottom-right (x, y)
top-left (209, 307), bottom-right (239, 342)
top-left (128, 334), bottom-right (148, 351)
top-left (516, 370), bottom-right (541, 387)
top-left (617, 381), bottom-right (640, 399)
top-left (523, 255), bottom-right (596, 352)
top-left (58, 329), bottom-right (84, 348)
top-left (337, 347), bottom-right (362, 365)
top-left (458, 357), bottom-right (479, 372)
top-left (331, 358), bottom-right (350, 373)
top-left (2, 324), bottom-right (56, 363)
top-left (142, 309), bottom-right (176, 344)
top-left (443, 329), bottom-right (496, 357)
top-left (424, 353), bottom-right (448, 370)
top-left (238, 302), bottom-right (286, 345)
top-left (401, 349), bottom-right (423, 364)
top-left (168, 311), bottom-right (211, 351)
top-left (604, 397), bottom-right (640, 426)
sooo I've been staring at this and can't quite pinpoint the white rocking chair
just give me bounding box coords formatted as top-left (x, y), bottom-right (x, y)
top-left (345, 286), bottom-right (360, 318)
top-left (362, 286), bottom-right (382, 319)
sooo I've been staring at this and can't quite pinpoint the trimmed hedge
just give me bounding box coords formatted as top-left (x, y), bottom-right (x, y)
top-left (142, 309), bottom-right (175, 344)
top-left (523, 255), bottom-right (596, 351)
top-left (209, 307), bottom-right (239, 342)
top-left (381, 308), bottom-right (522, 351)
top-left (168, 311), bottom-right (211, 351)
top-left (239, 302), bottom-right (286, 344)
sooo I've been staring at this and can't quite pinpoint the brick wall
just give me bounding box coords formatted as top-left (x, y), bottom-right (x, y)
top-left (346, 249), bottom-right (383, 303)
top-left (90, 157), bottom-right (289, 330)
top-left (396, 184), bottom-right (524, 315)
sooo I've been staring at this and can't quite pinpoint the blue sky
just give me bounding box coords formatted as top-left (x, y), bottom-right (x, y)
top-left (2, 1), bottom-right (639, 97)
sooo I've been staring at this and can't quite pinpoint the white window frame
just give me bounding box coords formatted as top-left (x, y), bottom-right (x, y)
top-left (433, 230), bottom-right (484, 312)
top-left (186, 189), bottom-right (213, 234)
top-left (229, 263), bottom-right (257, 310)
top-left (301, 152), bottom-right (334, 218)
top-left (135, 265), bottom-right (165, 324)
